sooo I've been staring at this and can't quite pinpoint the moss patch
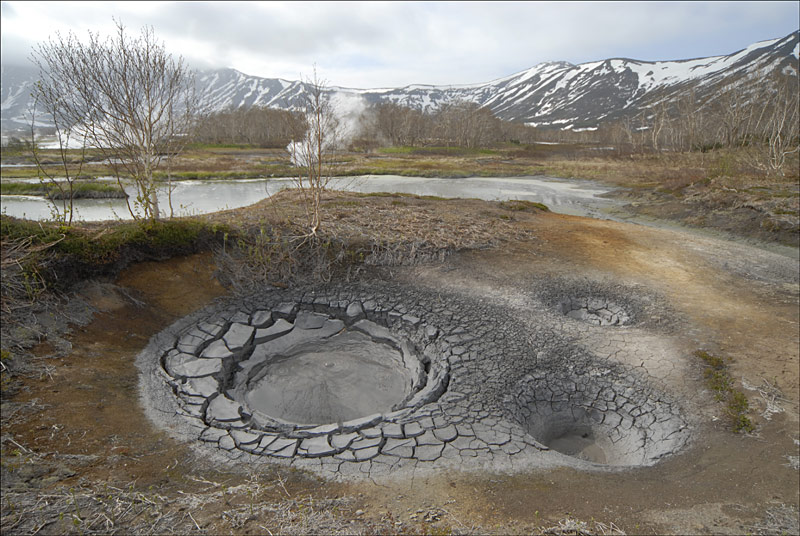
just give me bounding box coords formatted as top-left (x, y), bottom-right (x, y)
top-left (695, 350), bottom-right (755, 433)
top-left (1, 215), bottom-right (227, 292)
top-left (1, 181), bottom-right (127, 199)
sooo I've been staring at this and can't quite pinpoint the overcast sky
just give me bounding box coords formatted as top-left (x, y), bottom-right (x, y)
top-left (1, 1), bottom-right (798, 88)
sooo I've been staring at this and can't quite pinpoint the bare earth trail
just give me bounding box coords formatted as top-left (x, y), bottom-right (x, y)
top-left (375, 213), bottom-right (799, 534)
top-left (3, 206), bottom-right (799, 534)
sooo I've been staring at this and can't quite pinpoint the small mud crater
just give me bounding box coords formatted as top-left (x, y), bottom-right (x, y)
top-left (506, 362), bottom-right (688, 466)
top-left (559, 297), bottom-right (630, 326)
top-left (529, 277), bottom-right (679, 331)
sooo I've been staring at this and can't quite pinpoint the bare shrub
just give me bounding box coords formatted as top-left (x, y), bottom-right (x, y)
top-left (30, 21), bottom-right (200, 221)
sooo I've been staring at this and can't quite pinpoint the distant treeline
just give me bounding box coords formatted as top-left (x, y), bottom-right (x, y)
top-left (194, 101), bottom-right (541, 150)
top-left (194, 107), bottom-right (305, 148)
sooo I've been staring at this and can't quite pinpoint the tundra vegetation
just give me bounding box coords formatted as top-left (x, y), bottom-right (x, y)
top-left (694, 350), bottom-right (755, 433)
top-left (193, 68), bottom-right (799, 179)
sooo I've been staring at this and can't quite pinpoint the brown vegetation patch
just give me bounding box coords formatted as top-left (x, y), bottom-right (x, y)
top-left (207, 189), bottom-right (537, 246)
top-left (203, 189), bottom-right (541, 290)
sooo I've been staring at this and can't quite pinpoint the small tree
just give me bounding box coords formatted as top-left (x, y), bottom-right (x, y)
top-left (713, 71), bottom-right (800, 175)
top-left (30, 21), bottom-right (200, 221)
top-left (434, 101), bottom-right (503, 148)
top-left (287, 69), bottom-right (340, 236)
top-left (760, 71), bottom-right (800, 175)
top-left (29, 85), bottom-right (87, 226)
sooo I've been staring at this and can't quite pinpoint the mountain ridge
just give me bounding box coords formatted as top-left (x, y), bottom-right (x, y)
top-left (2, 30), bottom-right (798, 135)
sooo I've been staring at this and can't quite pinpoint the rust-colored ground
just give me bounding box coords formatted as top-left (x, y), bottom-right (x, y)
top-left (2, 200), bottom-right (798, 534)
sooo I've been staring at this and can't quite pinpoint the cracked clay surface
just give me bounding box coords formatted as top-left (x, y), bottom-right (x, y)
top-left (138, 277), bottom-right (690, 480)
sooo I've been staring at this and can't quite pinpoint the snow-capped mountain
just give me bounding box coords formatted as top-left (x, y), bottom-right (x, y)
top-left (193, 30), bottom-right (798, 130)
top-left (2, 31), bottom-right (798, 135)
top-left (2, 64), bottom-right (41, 134)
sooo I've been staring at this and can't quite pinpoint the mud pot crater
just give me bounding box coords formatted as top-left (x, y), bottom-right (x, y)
top-left (558, 297), bottom-right (631, 326)
top-left (504, 360), bottom-right (686, 466)
top-left (530, 278), bottom-right (679, 330)
top-left (138, 281), bottom-right (690, 479)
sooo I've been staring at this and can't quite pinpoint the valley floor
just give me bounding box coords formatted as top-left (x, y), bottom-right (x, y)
top-left (3, 144), bottom-right (798, 247)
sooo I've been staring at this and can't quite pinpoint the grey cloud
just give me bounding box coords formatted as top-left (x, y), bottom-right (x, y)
top-left (149, 2), bottom-right (392, 60)
top-left (1, 1), bottom-right (796, 88)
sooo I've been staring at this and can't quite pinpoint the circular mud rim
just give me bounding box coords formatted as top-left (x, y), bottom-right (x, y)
top-left (529, 277), bottom-right (678, 331)
top-left (137, 281), bottom-right (691, 479)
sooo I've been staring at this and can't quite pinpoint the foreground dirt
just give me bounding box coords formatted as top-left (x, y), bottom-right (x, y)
top-left (2, 198), bottom-right (798, 535)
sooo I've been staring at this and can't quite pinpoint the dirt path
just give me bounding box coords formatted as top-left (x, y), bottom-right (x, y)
top-left (2, 207), bottom-right (798, 534)
top-left (370, 212), bottom-right (799, 535)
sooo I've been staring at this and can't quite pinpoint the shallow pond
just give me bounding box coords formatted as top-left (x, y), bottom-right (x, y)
top-left (0, 174), bottom-right (620, 222)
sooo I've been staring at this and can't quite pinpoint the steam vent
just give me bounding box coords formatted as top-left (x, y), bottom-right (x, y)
top-left (138, 282), bottom-right (690, 480)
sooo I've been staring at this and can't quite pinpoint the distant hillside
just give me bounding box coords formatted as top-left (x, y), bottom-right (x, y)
top-left (2, 30), bottom-right (797, 136)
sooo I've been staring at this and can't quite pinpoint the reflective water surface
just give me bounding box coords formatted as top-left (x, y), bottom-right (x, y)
top-left (0, 174), bottom-right (620, 222)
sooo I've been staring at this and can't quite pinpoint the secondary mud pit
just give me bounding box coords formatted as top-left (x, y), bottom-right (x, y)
top-left (506, 364), bottom-right (687, 466)
top-left (559, 297), bottom-right (631, 326)
top-left (138, 282), bottom-right (690, 479)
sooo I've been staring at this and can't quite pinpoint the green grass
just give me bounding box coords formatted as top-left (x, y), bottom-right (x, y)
top-left (1, 167), bottom-right (65, 179)
top-left (1, 215), bottom-right (227, 289)
top-left (696, 349), bottom-right (725, 370)
top-left (695, 350), bottom-right (755, 433)
top-left (377, 145), bottom-right (499, 156)
top-left (499, 200), bottom-right (550, 212)
top-left (152, 170), bottom-right (269, 181)
top-left (376, 146), bottom-right (416, 155)
top-left (1, 181), bottom-right (126, 199)
top-left (184, 142), bottom-right (261, 150)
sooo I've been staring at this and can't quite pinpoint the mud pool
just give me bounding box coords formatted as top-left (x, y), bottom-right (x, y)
top-left (6, 192), bottom-right (798, 533)
top-left (138, 280), bottom-right (690, 479)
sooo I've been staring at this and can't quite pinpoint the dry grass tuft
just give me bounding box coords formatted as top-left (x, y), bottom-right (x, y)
top-left (0, 234), bottom-right (64, 315)
top-left (206, 189), bottom-right (538, 290)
